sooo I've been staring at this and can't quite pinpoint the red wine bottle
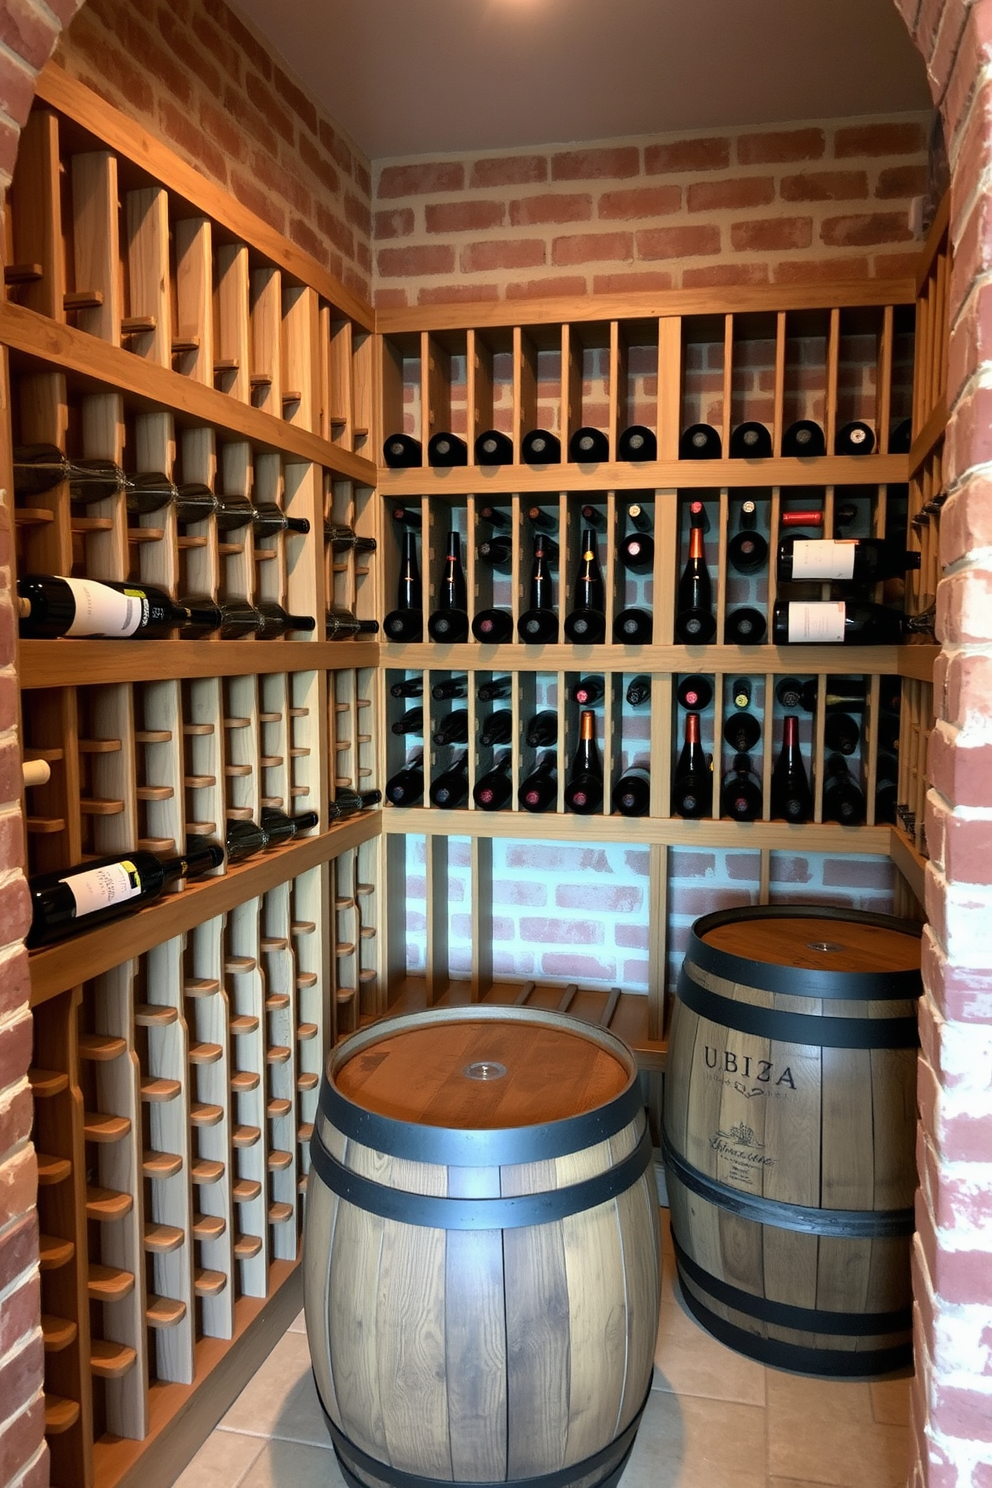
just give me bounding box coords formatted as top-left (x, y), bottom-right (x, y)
top-left (526, 505), bottom-right (558, 533)
top-left (477, 676), bottom-right (513, 701)
top-left (724, 607), bottom-right (766, 644)
top-left (521, 430), bottom-right (561, 464)
top-left (771, 600), bottom-right (935, 645)
top-left (392, 708), bottom-right (424, 736)
top-left (384, 530), bottom-right (423, 641)
top-left (432, 710), bottom-right (469, 746)
top-left (823, 712), bottom-right (860, 755)
top-left (677, 675), bottom-right (712, 710)
top-left (672, 712), bottom-right (710, 819)
top-left (680, 424), bottom-right (721, 459)
top-left (428, 532), bottom-right (469, 642)
top-left (214, 494), bottom-right (255, 531)
top-left (518, 753), bottom-right (558, 813)
top-left (385, 753), bottom-right (424, 806)
top-left (478, 504), bottom-right (512, 529)
top-left (473, 751), bottom-right (513, 811)
top-left (874, 752), bottom-right (899, 824)
top-left (782, 420), bottom-right (826, 457)
top-left (729, 421), bottom-right (772, 458)
top-left (720, 753), bottom-right (763, 822)
top-left (835, 420), bottom-right (875, 456)
top-left (727, 500), bottom-right (768, 574)
top-left (777, 536), bottom-right (921, 585)
top-left (563, 528), bottom-right (606, 643)
top-left (26, 839), bottom-right (225, 947)
top-left (518, 534), bottom-right (558, 643)
top-left (612, 766), bottom-right (651, 817)
top-left (383, 433), bottom-right (422, 468)
top-left (569, 427), bottom-right (610, 462)
top-left (822, 754), bottom-right (866, 825)
top-left (579, 504), bottom-right (607, 531)
top-left (472, 608), bottom-right (514, 643)
top-left (564, 710), bottom-right (603, 815)
top-left (391, 505), bottom-right (423, 528)
top-left (731, 678), bottom-right (752, 709)
top-left (429, 753), bottom-right (469, 808)
top-left (428, 432), bottom-right (468, 467)
top-left (626, 675), bottom-right (652, 706)
top-left (475, 431), bottom-right (514, 466)
top-left (479, 710), bottom-right (513, 747)
top-left (723, 712), bottom-right (761, 753)
top-left (770, 716), bottom-right (813, 823)
top-left (674, 525), bottom-right (715, 643)
top-left (525, 710), bottom-right (558, 747)
top-left (570, 676), bottom-right (604, 706)
top-left (390, 677), bottom-right (424, 698)
top-left (618, 518), bottom-right (654, 573)
top-left (618, 427), bottom-right (656, 461)
top-left (478, 536), bottom-right (512, 571)
top-left (613, 608), bottom-right (653, 643)
top-left (431, 677), bottom-right (468, 700)
top-left (13, 443), bottom-right (123, 500)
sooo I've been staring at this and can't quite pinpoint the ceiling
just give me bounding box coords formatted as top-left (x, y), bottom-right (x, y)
top-left (230, 0), bottom-right (932, 163)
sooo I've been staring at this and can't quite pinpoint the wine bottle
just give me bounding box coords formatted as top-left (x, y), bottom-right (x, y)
top-left (479, 710), bottom-right (513, 747)
top-left (727, 500), bottom-right (768, 574)
top-left (731, 677), bottom-right (752, 709)
top-left (626, 675), bottom-right (652, 707)
top-left (18, 574), bottom-right (192, 639)
top-left (383, 433), bottom-right (422, 468)
top-left (835, 420), bottom-right (875, 456)
top-left (526, 505), bottom-right (558, 533)
top-left (172, 483), bottom-right (218, 525)
top-left (122, 471), bottom-right (179, 515)
top-left (390, 677), bottom-right (424, 698)
top-left (770, 716), bottom-right (813, 823)
top-left (431, 677), bottom-right (468, 700)
top-left (564, 710), bottom-right (603, 815)
top-left (677, 675), bottom-right (712, 710)
top-left (729, 421), bottom-right (772, 458)
top-left (325, 523), bottom-right (378, 555)
top-left (617, 426), bottom-right (657, 461)
top-left (618, 504), bottom-right (654, 573)
top-left (674, 525), bottom-right (715, 643)
top-left (392, 708), bottom-right (424, 736)
top-left (252, 503), bottom-right (311, 538)
top-left (613, 608), bottom-right (653, 643)
top-left (225, 818), bottom-right (268, 863)
top-left (679, 424), bottom-right (722, 459)
top-left (796, 677), bottom-right (868, 714)
top-left (478, 504), bottom-right (512, 529)
top-left (391, 505), bottom-right (423, 528)
top-left (385, 753), bottom-right (425, 806)
top-left (824, 712), bottom-right (861, 755)
top-left (579, 504), bottom-right (607, 531)
top-left (822, 754), bottom-right (866, 825)
top-left (328, 788), bottom-right (382, 821)
top-left (214, 494), bottom-right (255, 531)
top-left (428, 432), bottom-right (468, 467)
top-left (563, 528), bottom-right (606, 644)
top-left (724, 607), bottom-right (766, 644)
top-left (569, 427), bottom-right (610, 462)
top-left (723, 712), bottom-right (761, 753)
top-left (473, 752), bottom-right (513, 811)
top-left (771, 599), bottom-right (935, 645)
top-left (570, 676), bottom-right (604, 706)
top-left (874, 752), bottom-right (899, 824)
top-left (475, 430), bottom-right (514, 465)
top-left (777, 536), bottom-right (922, 585)
top-left (26, 840), bottom-right (225, 948)
top-left (781, 419), bottom-right (826, 458)
top-left (521, 429), bottom-right (561, 464)
top-left (325, 608), bottom-right (379, 640)
top-left (259, 807), bottom-right (319, 846)
top-left (525, 710), bottom-right (558, 747)
top-left (689, 500), bottom-right (710, 532)
top-left (13, 443), bottom-right (122, 500)
top-left (720, 753), bottom-right (763, 822)
top-left (254, 601), bottom-right (316, 639)
top-left (383, 530), bottom-right (423, 642)
top-left (626, 502), bottom-right (652, 531)
top-left (177, 599), bottom-right (253, 639)
top-left (612, 766), bottom-right (651, 817)
top-left (672, 712), bottom-right (710, 819)
top-left (429, 753), bottom-right (470, 809)
top-left (477, 676), bottom-right (513, 701)
top-left (518, 534), bottom-right (558, 643)
top-left (472, 608), bottom-right (514, 643)
top-left (775, 676), bottom-right (805, 710)
top-left (478, 536), bottom-right (512, 571)
top-left (432, 710), bottom-right (469, 746)
top-left (427, 532), bottom-right (469, 642)
top-left (889, 418), bottom-right (913, 454)
top-left (518, 753), bottom-right (558, 813)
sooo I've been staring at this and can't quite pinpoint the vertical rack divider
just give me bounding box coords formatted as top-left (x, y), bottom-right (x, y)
top-left (609, 321), bottom-right (626, 460)
top-left (657, 316), bottom-right (681, 461)
top-left (249, 266), bottom-right (283, 417)
top-left (425, 834), bottom-right (449, 1005)
top-left (513, 327), bottom-right (537, 461)
top-left (133, 410), bottom-right (179, 603)
top-left (352, 329), bottom-right (374, 456)
top-left (654, 488), bottom-right (677, 647)
top-left (471, 837), bottom-right (493, 998)
top-left (467, 328), bottom-right (494, 451)
top-left (720, 315), bottom-right (733, 453)
top-left (214, 243), bottom-right (251, 403)
top-left (710, 674), bottom-right (724, 819)
top-left (761, 671), bottom-right (775, 821)
top-left (647, 843), bottom-right (669, 1041)
top-left (650, 676), bottom-right (672, 820)
top-left (8, 110), bottom-right (66, 321)
top-left (772, 312), bottom-right (787, 457)
top-left (69, 152), bottom-right (122, 345)
top-left (282, 283), bottom-right (319, 431)
top-left (714, 487), bottom-right (729, 641)
top-left (877, 305), bottom-right (895, 453)
top-left (603, 489), bottom-right (617, 643)
top-left (124, 186), bottom-right (172, 368)
top-left (325, 312), bottom-right (350, 445)
top-left (79, 391), bottom-right (127, 584)
top-left (173, 219), bottom-right (214, 384)
top-left (825, 307), bottom-right (841, 453)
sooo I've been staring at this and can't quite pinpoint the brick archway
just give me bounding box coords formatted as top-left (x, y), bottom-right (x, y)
top-left (0, 3), bottom-right (989, 1488)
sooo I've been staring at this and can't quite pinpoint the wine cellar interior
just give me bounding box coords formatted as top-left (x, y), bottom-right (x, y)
top-left (1, 4), bottom-right (985, 1488)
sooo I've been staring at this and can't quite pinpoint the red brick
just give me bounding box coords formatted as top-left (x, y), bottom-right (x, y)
top-left (927, 0), bottom-right (971, 99)
top-left (820, 212), bottom-right (914, 247)
top-left (731, 217), bottom-right (812, 252)
top-left (0, 945), bottom-right (28, 1021)
top-left (835, 122), bottom-right (927, 157)
top-left (319, 117), bottom-right (354, 177)
top-left (355, 159), bottom-right (371, 197)
top-left (772, 255), bottom-right (872, 284)
top-left (0, 1397), bottom-right (44, 1488)
top-left (229, 168), bottom-right (286, 234)
top-left (374, 287), bottom-right (409, 309)
top-left (928, 725), bottom-right (992, 809)
top-left (219, 80), bottom-right (278, 157)
top-left (555, 885), bottom-right (644, 913)
top-left (687, 176), bottom-right (775, 211)
top-left (597, 185), bottom-right (681, 219)
top-left (298, 132), bottom-right (340, 196)
top-left (683, 263), bottom-right (770, 287)
top-left (591, 270), bottom-right (674, 293)
top-left (615, 923), bottom-right (649, 950)
top-left (0, 875), bottom-right (30, 952)
top-left (645, 137), bottom-right (730, 173)
top-left (417, 283), bottom-right (501, 306)
top-left (947, 383), bottom-right (992, 486)
top-left (875, 163), bottom-right (929, 198)
top-left (541, 953), bottom-right (617, 981)
top-left (460, 238), bottom-right (545, 273)
top-left (636, 224), bottom-right (721, 259)
top-left (288, 213), bottom-right (328, 265)
top-left (872, 249), bottom-right (922, 277)
top-left (41, 0), bottom-right (82, 23)
top-left (273, 62), bottom-right (318, 137)
top-left (551, 231), bottom-right (632, 267)
top-left (204, 0), bottom-right (271, 79)
top-left (157, 8), bottom-right (221, 95)
top-left (188, 13), bottom-right (240, 85)
top-left (780, 170), bottom-right (870, 201)
top-left (0, 1275), bottom-right (39, 1364)
top-left (940, 648), bottom-right (992, 731)
top-left (551, 146), bottom-right (639, 181)
top-left (377, 244), bottom-right (457, 278)
top-left (0, 0), bottom-right (59, 71)
top-left (0, 50), bottom-right (37, 132)
top-left (343, 191), bottom-right (371, 236)
top-left (119, 11), bottom-right (192, 108)
top-left (374, 208), bottom-right (414, 240)
top-left (509, 193), bottom-right (592, 226)
top-left (0, 1211), bottom-right (38, 1297)
top-left (470, 154), bottom-right (547, 188)
top-left (425, 199), bottom-right (505, 233)
top-left (314, 201), bottom-right (353, 258)
top-left (0, 1085), bottom-right (32, 1159)
top-left (0, 1147), bottom-right (36, 1234)
top-left (942, 1111), bottom-right (992, 1163)
top-left (199, 97), bottom-right (248, 165)
top-left (505, 844), bottom-right (611, 873)
top-left (378, 161), bottom-right (464, 198)
top-left (244, 71), bottom-right (294, 146)
top-left (822, 857), bottom-right (894, 890)
top-left (0, 1010), bottom-right (32, 1093)
top-left (738, 128), bottom-right (825, 164)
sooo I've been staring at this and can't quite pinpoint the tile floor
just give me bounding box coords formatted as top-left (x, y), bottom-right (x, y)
top-left (172, 1211), bottom-right (912, 1488)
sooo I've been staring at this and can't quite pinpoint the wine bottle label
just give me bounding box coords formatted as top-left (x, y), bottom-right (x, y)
top-left (64, 578), bottom-right (147, 637)
top-left (60, 859), bottom-right (142, 918)
top-left (791, 540), bottom-right (856, 581)
top-left (787, 601), bottom-right (846, 643)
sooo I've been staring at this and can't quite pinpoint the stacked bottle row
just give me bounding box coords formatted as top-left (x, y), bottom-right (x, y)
top-left (380, 487), bottom-right (932, 650)
top-left (5, 102), bottom-right (374, 452)
top-left (383, 667), bottom-right (900, 824)
top-left (30, 863), bottom-right (333, 1479)
top-left (379, 302), bottom-right (914, 471)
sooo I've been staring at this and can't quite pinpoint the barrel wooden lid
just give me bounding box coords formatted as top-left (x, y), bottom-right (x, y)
top-left (702, 915), bottom-right (920, 975)
top-left (335, 1017), bottom-right (630, 1130)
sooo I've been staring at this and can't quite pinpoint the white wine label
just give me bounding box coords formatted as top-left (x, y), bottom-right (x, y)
top-left (787, 601), bottom-right (846, 643)
top-left (61, 860), bottom-right (142, 918)
top-left (792, 539), bottom-right (857, 580)
top-left (64, 578), bottom-right (148, 637)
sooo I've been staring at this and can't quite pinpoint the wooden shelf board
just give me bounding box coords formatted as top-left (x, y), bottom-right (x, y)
top-left (29, 813), bottom-right (382, 1007)
top-left (379, 642), bottom-right (904, 676)
top-left (19, 639), bottom-right (379, 689)
top-left (889, 825), bottom-right (928, 907)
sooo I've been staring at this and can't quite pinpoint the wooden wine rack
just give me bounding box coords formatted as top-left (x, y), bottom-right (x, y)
top-left (2, 59), bottom-right (949, 1488)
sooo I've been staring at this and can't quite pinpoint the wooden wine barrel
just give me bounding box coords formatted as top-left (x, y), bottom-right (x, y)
top-left (664, 905), bottom-right (921, 1377)
top-left (304, 1006), bottom-right (660, 1488)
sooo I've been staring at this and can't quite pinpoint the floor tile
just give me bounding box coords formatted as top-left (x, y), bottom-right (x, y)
top-left (170, 1428), bottom-right (265, 1488)
top-left (288, 1308), bottom-right (307, 1335)
top-left (654, 1294), bottom-right (766, 1406)
top-left (623, 1390), bottom-right (767, 1488)
top-left (766, 1369), bottom-right (911, 1486)
top-left (220, 1327), bottom-right (331, 1448)
top-left (239, 1438), bottom-right (347, 1488)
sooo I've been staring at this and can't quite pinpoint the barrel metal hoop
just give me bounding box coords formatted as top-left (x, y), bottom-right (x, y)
top-left (662, 1131), bottom-right (916, 1239)
top-left (688, 905), bottom-right (922, 1001)
top-left (677, 1282), bottom-right (913, 1379)
top-left (672, 1234), bottom-right (912, 1336)
top-left (320, 1377), bottom-right (652, 1488)
top-left (310, 1121), bottom-right (653, 1230)
top-left (318, 1066), bottom-right (646, 1166)
top-left (676, 968), bottom-right (920, 1050)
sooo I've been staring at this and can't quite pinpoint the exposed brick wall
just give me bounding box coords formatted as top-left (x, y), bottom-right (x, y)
top-left (52, 0), bottom-right (373, 299)
top-left (372, 115), bottom-right (931, 308)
